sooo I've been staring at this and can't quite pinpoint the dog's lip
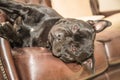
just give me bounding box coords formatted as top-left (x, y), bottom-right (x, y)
top-left (59, 54), bottom-right (75, 62)
top-left (75, 52), bottom-right (93, 62)
top-left (53, 52), bottom-right (61, 57)
top-left (71, 46), bottom-right (78, 52)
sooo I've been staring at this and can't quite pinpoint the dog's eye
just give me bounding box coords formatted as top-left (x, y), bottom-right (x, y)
top-left (56, 33), bottom-right (64, 41)
top-left (74, 34), bottom-right (85, 42)
top-left (57, 34), bottom-right (62, 40)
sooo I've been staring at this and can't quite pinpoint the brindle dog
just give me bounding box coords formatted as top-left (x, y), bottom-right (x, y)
top-left (0, 0), bottom-right (111, 73)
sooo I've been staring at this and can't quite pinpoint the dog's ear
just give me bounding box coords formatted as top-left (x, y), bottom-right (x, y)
top-left (87, 20), bottom-right (112, 33)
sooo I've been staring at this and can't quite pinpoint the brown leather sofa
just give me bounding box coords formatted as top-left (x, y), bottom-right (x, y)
top-left (0, 0), bottom-right (120, 80)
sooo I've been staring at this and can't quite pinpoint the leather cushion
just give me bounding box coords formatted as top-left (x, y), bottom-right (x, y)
top-left (12, 42), bottom-right (108, 80)
top-left (12, 47), bottom-right (81, 80)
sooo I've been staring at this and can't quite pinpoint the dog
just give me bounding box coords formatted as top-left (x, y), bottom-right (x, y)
top-left (0, 0), bottom-right (111, 73)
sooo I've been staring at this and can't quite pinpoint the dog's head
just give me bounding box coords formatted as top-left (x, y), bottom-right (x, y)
top-left (48, 18), bottom-right (111, 64)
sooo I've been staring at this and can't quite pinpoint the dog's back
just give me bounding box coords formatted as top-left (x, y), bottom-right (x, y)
top-left (0, 0), bottom-right (63, 47)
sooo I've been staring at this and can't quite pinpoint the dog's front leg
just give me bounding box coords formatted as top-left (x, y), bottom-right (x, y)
top-left (0, 22), bottom-right (23, 47)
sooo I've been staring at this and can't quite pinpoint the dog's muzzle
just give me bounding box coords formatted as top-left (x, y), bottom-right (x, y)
top-left (52, 40), bottom-right (94, 63)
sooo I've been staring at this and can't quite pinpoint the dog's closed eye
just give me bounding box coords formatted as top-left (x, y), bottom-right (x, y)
top-left (73, 33), bottom-right (85, 42)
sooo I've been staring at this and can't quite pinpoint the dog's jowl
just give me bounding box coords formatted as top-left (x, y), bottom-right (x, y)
top-left (0, 0), bottom-right (111, 73)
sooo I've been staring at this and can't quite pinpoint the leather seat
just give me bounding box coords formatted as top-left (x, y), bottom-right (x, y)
top-left (0, 31), bottom-right (119, 80)
top-left (0, 34), bottom-right (120, 80)
top-left (10, 41), bottom-right (109, 80)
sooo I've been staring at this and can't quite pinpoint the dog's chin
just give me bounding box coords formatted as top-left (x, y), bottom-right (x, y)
top-left (60, 56), bottom-right (75, 63)
top-left (52, 49), bottom-right (75, 63)
top-left (52, 43), bottom-right (94, 63)
top-left (53, 48), bottom-right (93, 64)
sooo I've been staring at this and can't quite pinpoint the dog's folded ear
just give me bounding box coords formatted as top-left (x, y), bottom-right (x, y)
top-left (87, 20), bottom-right (112, 33)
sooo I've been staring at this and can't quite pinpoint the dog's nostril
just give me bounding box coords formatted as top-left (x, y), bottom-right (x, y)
top-left (89, 48), bottom-right (94, 53)
top-left (57, 49), bottom-right (61, 52)
top-left (71, 44), bottom-right (77, 52)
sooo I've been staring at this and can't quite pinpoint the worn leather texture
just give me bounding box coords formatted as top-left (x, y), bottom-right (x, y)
top-left (0, 9), bottom-right (6, 23)
top-left (9, 31), bottom-right (120, 80)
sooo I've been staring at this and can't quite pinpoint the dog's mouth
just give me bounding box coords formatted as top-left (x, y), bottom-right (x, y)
top-left (53, 45), bottom-right (95, 73)
top-left (52, 39), bottom-right (94, 63)
top-left (59, 50), bottom-right (95, 73)
top-left (53, 46), bottom-right (93, 63)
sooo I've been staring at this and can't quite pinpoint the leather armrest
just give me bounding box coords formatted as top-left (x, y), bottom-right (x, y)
top-left (104, 37), bottom-right (120, 65)
top-left (0, 9), bottom-right (6, 23)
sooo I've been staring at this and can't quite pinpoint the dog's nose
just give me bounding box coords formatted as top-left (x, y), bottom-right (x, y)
top-left (70, 43), bottom-right (81, 54)
top-left (79, 53), bottom-right (89, 61)
top-left (74, 34), bottom-right (80, 42)
top-left (71, 44), bottom-right (77, 52)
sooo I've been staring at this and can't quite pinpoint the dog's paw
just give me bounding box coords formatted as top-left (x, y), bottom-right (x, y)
top-left (0, 21), bottom-right (11, 26)
top-left (0, 22), bottom-right (23, 48)
top-left (0, 22), bottom-right (13, 36)
top-left (0, 21), bottom-right (17, 42)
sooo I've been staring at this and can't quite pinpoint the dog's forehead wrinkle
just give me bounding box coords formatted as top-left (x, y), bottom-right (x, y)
top-left (79, 26), bottom-right (95, 34)
top-left (52, 26), bottom-right (71, 37)
top-left (55, 19), bottom-right (95, 35)
top-left (78, 21), bottom-right (95, 30)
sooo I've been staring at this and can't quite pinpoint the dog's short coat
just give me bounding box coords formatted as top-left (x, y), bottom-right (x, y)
top-left (0, 0), bottom-right (111, 73)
